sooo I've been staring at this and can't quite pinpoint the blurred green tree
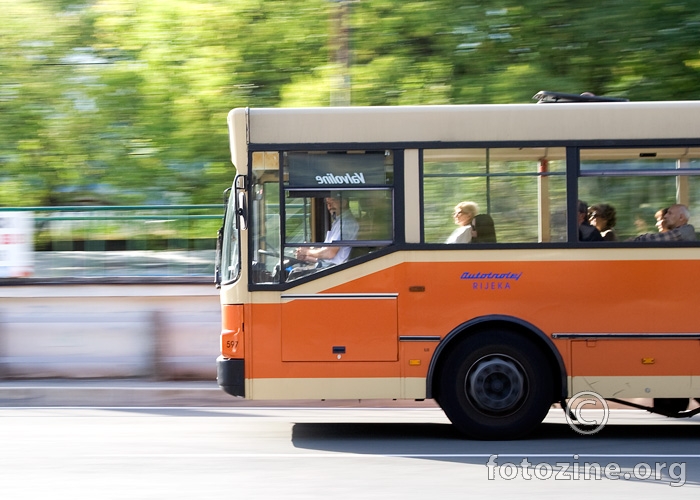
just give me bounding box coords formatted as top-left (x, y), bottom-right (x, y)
top-left (1, 0), bottom-right (699, 207)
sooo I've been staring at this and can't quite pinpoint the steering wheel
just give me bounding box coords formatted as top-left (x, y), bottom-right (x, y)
top-left (283, 256), bottom-right (308, 266)
top-left (257, 249), bottom-right (279, 257)
top-left (258, 248), bottom-right (307, 267)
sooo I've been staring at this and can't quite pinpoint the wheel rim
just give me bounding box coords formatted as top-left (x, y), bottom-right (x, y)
top-left (465, 354), bottom-right (527, 414)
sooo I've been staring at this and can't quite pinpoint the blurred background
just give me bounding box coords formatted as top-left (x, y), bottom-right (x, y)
top-left (1, 0), bottom-right (700, 279)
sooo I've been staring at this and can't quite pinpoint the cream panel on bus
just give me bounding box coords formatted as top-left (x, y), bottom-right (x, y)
top-left (249, 377), bottom-right (404, 400)
top-left (227, 108), bottom-right (249, 175)
top-left (570, 376), bottom-right (700, 398)
top-left (404, 149), bottom-right (421, 243)
top-left (244, 102), bottom-right (700, 146)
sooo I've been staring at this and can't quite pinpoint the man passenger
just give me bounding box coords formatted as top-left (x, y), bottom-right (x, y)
top-left (634, 204), bottom-right (696, 242)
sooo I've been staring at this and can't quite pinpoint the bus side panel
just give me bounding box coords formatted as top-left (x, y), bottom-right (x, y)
top-left (329, 255), bottom-right (700, 400)
top-left (570, 339), bottom-right (700, 398)
top-left (280, 297), bottom-right (398, 362)
top-left (240, 253), bottom-right (699, 400)
top-left (400, 340), bottom-right (440, 399)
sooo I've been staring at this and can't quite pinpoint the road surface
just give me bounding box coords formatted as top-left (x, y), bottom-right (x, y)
top-left (1, 406), bottom-right (698, 499)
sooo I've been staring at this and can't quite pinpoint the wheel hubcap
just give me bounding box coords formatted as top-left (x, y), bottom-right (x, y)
top-left (466, 355), bottom-right (526, 412)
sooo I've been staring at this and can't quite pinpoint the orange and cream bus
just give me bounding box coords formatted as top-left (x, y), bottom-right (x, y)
top-left (215, 92), bottom-right (700, 439)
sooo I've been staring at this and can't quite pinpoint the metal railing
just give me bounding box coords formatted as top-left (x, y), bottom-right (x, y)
top-left (0, 205), bottom-right (223, 281)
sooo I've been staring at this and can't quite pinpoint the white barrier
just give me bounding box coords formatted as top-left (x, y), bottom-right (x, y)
top-left (0, 212), bottom-right (33, 278)
top-left (0, 284), bottom-right (220, 380)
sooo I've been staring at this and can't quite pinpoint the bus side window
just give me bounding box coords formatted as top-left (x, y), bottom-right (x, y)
top-left (422, 147), bottom-right (568, 244)
top-left (346, 191), bottom-right (394, 259)
top-left (578, 147), bottom-right (699, 242)
top-left (356, 192), bottom-right (393, 241)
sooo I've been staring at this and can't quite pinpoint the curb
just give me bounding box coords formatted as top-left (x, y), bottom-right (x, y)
top-left (0, 379), bottom-right (441, 408)
top-left (0, 379), bottom-right (232, 407)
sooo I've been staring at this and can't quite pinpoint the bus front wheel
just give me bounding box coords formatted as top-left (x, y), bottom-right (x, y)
top-left (439, 331), bottom-right (552, 440)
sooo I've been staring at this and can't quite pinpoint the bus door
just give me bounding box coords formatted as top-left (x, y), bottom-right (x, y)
top-left (280, 292), bottom-right (399, 362)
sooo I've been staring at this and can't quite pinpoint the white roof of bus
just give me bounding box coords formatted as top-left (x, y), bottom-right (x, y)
top-left (229, 102), bottom-right (700, 146)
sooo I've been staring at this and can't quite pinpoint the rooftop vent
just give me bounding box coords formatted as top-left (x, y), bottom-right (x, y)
top-left (533, 91), bottom-right (629, 103)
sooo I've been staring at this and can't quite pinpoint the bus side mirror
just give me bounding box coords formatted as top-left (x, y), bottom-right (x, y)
top-left (234, 175), bottom-right (248, 230)
top-left (236, 191), bottom-right (248, 231)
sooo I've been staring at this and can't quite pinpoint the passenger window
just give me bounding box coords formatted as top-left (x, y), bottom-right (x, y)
top-left (579, 147), bottom-right (700, 242)
top-left (422, 148), bottom-right (567, 243)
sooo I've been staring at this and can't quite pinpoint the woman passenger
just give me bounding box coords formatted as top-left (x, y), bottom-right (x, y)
top-left (589, 203), bottom-right (617, 241)
top-left (446, 201), bottom-right (479, 243)
top-left (655, 207), bottom-right (669, 233)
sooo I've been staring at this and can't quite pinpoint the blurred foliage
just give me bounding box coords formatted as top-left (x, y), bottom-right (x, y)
top-left (1, 0), bottom-right (699, 206)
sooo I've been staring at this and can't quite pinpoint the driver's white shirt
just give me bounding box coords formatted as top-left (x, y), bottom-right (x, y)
top-left (322, 212), bottom-right (359, 265)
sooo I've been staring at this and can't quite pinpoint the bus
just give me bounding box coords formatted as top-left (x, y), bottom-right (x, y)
top-left (215, 93), bottom-right (700, 439)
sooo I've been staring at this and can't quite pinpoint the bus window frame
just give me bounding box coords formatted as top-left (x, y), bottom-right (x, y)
top-left (247, 148), bottom-right (399, 290)
top-left (420, 146), bottom-right (569, 245)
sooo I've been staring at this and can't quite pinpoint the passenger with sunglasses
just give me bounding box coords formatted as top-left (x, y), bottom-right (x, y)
top-left (588, 203), bottom-right (618, 241)
top-left (446, 201), bottom-right (479, 244)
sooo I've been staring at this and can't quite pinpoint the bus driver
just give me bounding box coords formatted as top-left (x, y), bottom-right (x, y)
top-left (295, 195), bottom-right (359, 267)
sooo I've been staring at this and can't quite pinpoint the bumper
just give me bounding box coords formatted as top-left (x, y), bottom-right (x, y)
top-left (216, 355), bottom-right (245, 397)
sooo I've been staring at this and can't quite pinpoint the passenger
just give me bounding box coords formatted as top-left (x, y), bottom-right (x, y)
top-left (295, 195), bottom-right (359, 266)
top-left (655, 207), bottom-right (669, 233)
top-left (472, 214), bottom-right (497, 243)
top-left (578, 200), bottom-right (603, 241)
top-left (588, 203), bottom-right (617, 241)
top-left (446, 201), bottom-right (479, 244)
top-left (633, 210), bottom-right (652, 234)
top-left (634, 204), bottom-right (696, 242)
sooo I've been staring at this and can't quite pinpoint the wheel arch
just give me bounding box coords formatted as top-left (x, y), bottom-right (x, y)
top-left (427, 315), bottom-right (567, 403)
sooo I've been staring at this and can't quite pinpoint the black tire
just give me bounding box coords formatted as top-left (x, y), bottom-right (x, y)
top-left (438, 330), bottom-right (553, 440)
top-left (653, 398), bottom-right (689, 415)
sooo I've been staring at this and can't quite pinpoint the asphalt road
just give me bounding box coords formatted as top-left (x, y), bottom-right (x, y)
top-left (0, 406), bottom-right (698, 499)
